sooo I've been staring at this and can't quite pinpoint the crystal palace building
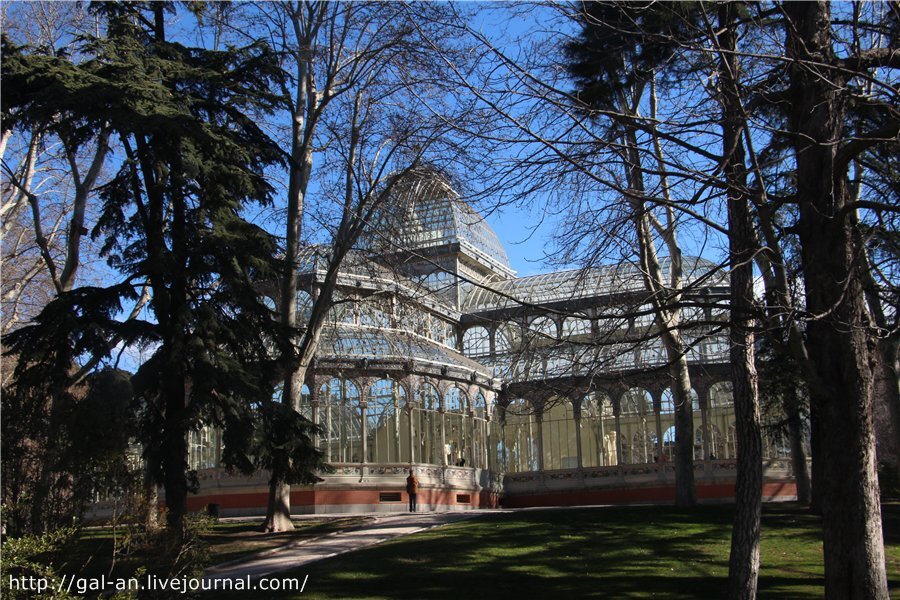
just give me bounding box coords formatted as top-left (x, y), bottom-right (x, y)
top-left (176, 170), bottom-right (801, 515)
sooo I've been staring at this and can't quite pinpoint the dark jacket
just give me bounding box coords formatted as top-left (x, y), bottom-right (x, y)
top-left (406, 474), bottom-right (419, 494)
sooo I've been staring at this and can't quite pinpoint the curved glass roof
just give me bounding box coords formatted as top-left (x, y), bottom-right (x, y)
top-left (317, 324), bottom-right (491, 374)
top-left (460, 257), bottom-right (725, 312)
top-left (373, 168), bottom-right (513, 276)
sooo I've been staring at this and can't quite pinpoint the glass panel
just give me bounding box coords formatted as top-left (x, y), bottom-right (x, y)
top-left (413, 382), bottom-right (442, 465)
top-left (620, 388), bottom-right (654, 464)
top-left (367, 379), bottom-right (400, 463)
top-left (296, 290), bottom-right (313, 322)
top-left (444, 387), bottom-right (468, 466)
top-left (581, 393), bottom-right (614, 467)
top-left (542, 401), bottom-right (575, 470)
top-left (323, 378), bottom-right (361, 463)
top-left (708, 382), bottom-right (734, 459)
top-left (502, 400), bottom-right (538, 473)
top-left (188, 426), bottom-right (219, 470)
top-left (529, 316), bottom-right (557, 340)
top-left (462, 326), bottom-right (490, 357)
top-left (562, 316), bottom-right (592, 337)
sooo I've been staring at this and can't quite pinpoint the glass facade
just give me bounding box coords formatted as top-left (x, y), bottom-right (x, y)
top-left (187, 169), bottom-right (804, 483)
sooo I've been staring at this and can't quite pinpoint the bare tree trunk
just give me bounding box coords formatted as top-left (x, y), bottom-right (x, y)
top-left (873, 337), bottom-right (900, 480)
top-left (784, 3), bottom-right (888, 597)
top-left (785, 386), bottom-right (811, 504)
top-left (59, 126), bottom-right (110, 292)
top-left (860, 239), bottom-right (900, 482)
top-left (753, 248), bottom-right (812, 505)
top-left (264, 479), bottom-right (293, 533)
top-left (647, 77), bottom-right (696, 507)
top-left (620, 106), bottom-right (696, 507)
top-left (714, 5), bottom-right (762, 597)
top-left (263, 1), bottom-right (321, 533)
top-left (144, 463), bottom-right (160, 532)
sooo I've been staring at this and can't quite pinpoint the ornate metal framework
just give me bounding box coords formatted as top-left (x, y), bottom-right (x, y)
top-left (179, 169), bottom-right (803, 513)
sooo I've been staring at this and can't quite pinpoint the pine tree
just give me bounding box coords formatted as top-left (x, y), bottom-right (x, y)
top-left (3, 2), bottom-right (322, 536)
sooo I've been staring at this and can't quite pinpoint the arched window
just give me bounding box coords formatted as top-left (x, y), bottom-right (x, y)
top-left (541, 399), bottom-right (575, 469)
top-left (502, 399), bottom-right (538, 473)
top-left (562, 316), bottom-right (592, 337)
top-left (580, 392), bottom-right (615, 466)
top-left (445, 387), bottom-right (469, 466)
top-left (462, 326), bottom-right (490, 357)
top-left (621, 388), bottom-right (652, 415)
top-left (634, 303), bottom-right (656, 327)
top-left (709, 382), bottom-right (734, 407)
top-left (472, 392), bottom-right (488, 469)
top-left (473, 392), bottom-right (487, 419)
top-left (706, 383), bottom-right (734, 459)
top-left (444, 387), bottom-right (467, 413)
top-left (661, 389), bottom-right (675, 414)
top-left (321, 377), bottom-right (361, 463)
top-left (630, 428), bottom-right (657, 464)
top-left (413, 382), bottom-right (442, 465)
top-left (662, 425), bottom-right (676, 460)
top-left (261, 295), bottom-right (277, 314)
top-left (529, 316), bottom-right (557, 339)
top-left (298, 384), bottom-right (312, 420)
top-left (296, 290), bottom-right (313, 322)
top-left (367, 379), bottom-right (403, 463)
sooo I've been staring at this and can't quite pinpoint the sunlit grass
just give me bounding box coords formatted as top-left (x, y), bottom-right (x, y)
top-left (220, 503), bottom-right (899, 600)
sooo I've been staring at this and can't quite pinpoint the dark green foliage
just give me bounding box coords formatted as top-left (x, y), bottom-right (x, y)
top-left (0, 367), bottom-right (139, 537)
top-left (2, 3), bottom-right (297, 534)
top-left (564, 1), bottom-right (703, 108)
top-left (254, 402), bottom-right (330, 486)
top-left (0, 527), bottom-right (79, 600)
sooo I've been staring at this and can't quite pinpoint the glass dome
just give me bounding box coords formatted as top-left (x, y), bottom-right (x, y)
top-left (370, 168), bottom-right (513, 276)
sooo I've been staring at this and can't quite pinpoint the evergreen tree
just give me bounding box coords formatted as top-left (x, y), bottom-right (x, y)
top-left (2, 2), bottom-right (316, 536)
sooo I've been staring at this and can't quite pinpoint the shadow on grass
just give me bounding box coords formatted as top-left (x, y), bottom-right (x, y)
top-left (208, 503), bottom-right (898, 599)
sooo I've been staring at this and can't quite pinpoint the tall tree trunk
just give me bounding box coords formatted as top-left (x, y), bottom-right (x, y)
top-left (162, 382), bottom-right (188, 537)
top-left (263, 3), bottom-right (319, 533)
top-left (647, 77), bottom-right (696, 508)
top-left (785, 386), bottom-right (811, 504)
top-left (873, 337), bottom-right (900, 480)
top-left (162, 189), bottom-right (190, 538)
top-left (29, 389), bottom-right (63, 534)
top-left (860, 241), bottom-right (900, 481)
top-left (264, 479), bottom-right (293, 533)
top-left (716, 5), bottom-right (763, 598)
top-left (144, 462), bottom-right (160, 532)
top-left (784, 3), bottom-right (888, 597)
top-left (809, 405), bottom-right (824, 514)
top-left (619, 95), bottom-right (696, 506)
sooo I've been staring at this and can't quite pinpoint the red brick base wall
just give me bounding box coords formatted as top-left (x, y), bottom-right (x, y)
top-left (501, 481), bottom-right (798, 508)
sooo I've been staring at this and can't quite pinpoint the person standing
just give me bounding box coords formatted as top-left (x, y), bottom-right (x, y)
top-left (406, 469), bottom-right (419, 512)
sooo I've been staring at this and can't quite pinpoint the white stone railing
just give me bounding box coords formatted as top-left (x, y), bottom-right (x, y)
top-left (189, 462), bottom-right (497, 492)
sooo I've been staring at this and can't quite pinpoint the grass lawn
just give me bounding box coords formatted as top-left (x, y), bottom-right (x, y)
top-left (221, 503), bottom-right (900, 600)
